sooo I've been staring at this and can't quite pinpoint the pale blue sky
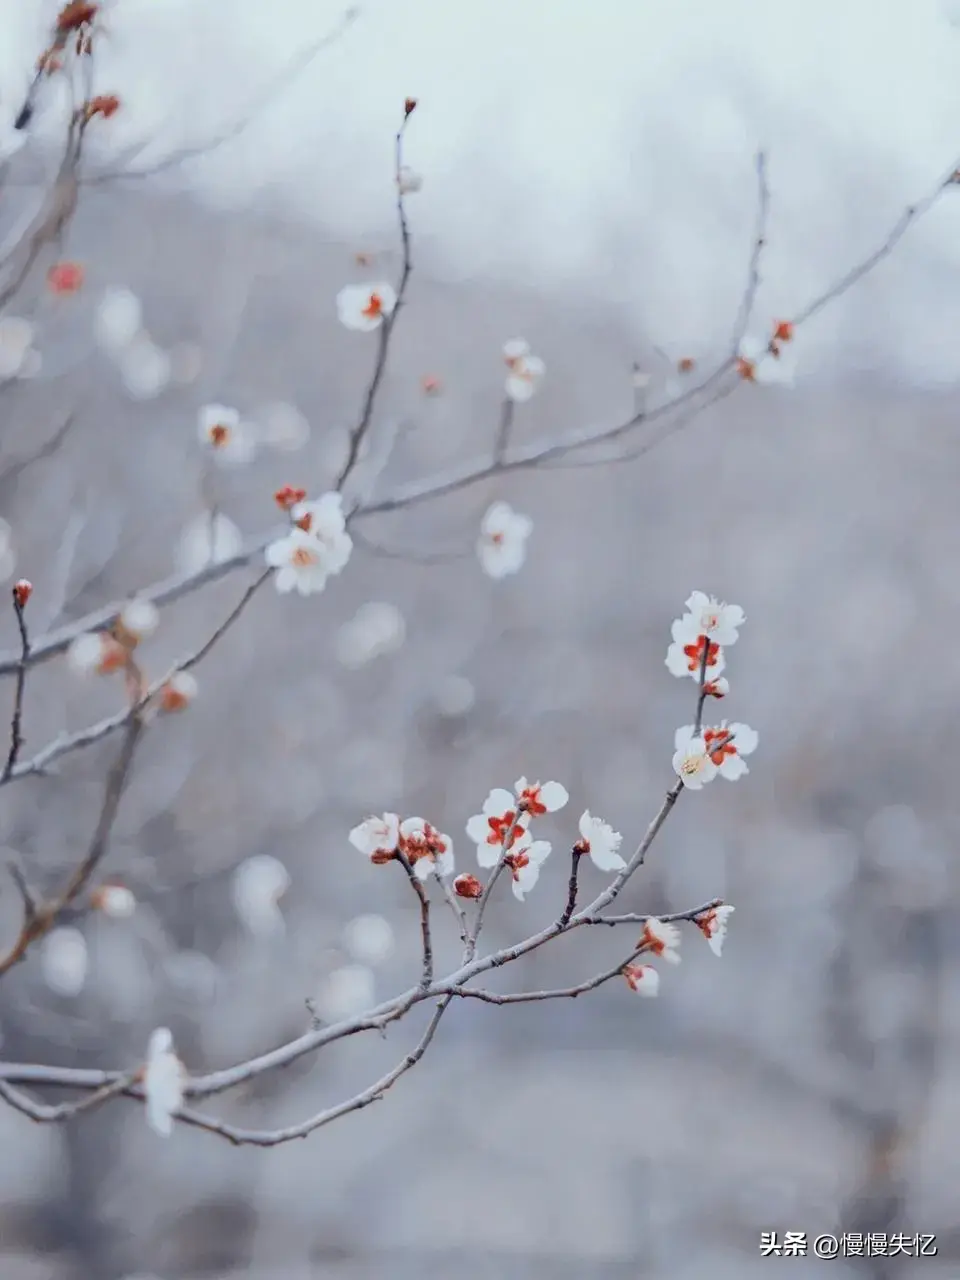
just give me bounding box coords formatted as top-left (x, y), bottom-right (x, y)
top-left (4, 0), bottom-right (960, 383)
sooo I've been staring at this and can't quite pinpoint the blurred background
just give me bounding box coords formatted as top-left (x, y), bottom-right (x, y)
top-left (0, 1), bottom-right (959, 1278)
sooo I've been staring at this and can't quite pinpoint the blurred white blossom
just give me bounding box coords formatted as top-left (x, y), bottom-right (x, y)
top-left (175, 511), bottom-right (243, 577)
top-left (118, 335), bottom-right (171, 399)
top-left (337, 282), bottom-right (397, 331)
top-left (94, 287), bottom-right (143, 352)
top-left (0, 316), bottom-right (40, 381)
top-left (477, 500), bottom-right (532, 579)
top-left (260, 401), bottom-right (310, 451)
top-left (231, 854), bottom-right (291, 938)
top-left (343, 913), bottom-right (395, 965)
top-left (431, 673), bottom-right (476, 717)
top-left (143, 1027), bottom-right (184, 1137)
top-left (197, 403), bottom-right (257, 465)
top-left (335, 601), bottom-right (406, 667)
top-left (623, 964), bottom-right (660, 996)
top-left (503, 337), bottom-right (545, 401)
top-left (315, 964), bottom-right (376, 1021)
top-left (41, 928), bottom-right (88, 996)
top-left (695, 904), bottom-right (735, 957)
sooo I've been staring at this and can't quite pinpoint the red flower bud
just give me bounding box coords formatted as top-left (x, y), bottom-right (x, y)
top-left (12, 580), bottom-right (32, 609)
top-left (453, 873), bottom-right (483, 900)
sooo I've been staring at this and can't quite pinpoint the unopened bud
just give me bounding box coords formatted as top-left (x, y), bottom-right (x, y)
top-left (12, 579), bottom-right (32, 609)
top-left (773, 319), bottom-right (794, 344)
top-left (158, 671), bottom-right (198, 713)
top-left (677, 356), bottom-right (696, 374)
top-left (274, 485), bottom-right (307, 512)
top-left (404, 97), bottom-right (417, 118)
top-left (453, 873), bottom-right (483, 900)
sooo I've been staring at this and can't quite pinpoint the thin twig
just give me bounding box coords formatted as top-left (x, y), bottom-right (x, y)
top-left (728, 150), bottom-right (770, 354)
top-left (396, 850), bottom-right (433, 990)
top-left (556, 848), bottom-right (581, 930)
top-left (492, 397), bottom-right (515, 463)
top-left (1, 586), bottom-right (30, 782)
top-left (335, 109), bottom-right (415, 494)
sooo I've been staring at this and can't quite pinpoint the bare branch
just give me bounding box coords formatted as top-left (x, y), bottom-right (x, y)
top-left (85, 8), bottom-right (360, 185)
top-left (1, 585), bottom-right (30, 782)
top-left (396, 850), bottom-right (433, 990)
top-left (334, 108), bottom-right (415, 493)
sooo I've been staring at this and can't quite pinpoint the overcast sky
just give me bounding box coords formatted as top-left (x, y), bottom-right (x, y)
top-left (4, 0), bottom-right (960, 384)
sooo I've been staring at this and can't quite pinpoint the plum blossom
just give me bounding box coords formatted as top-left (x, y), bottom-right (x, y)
top-left (514, 777), bottom-right (568, 816)
top-left (175, 511), bottom-right (243, 577)
top-left (453, 873), bottom-right (483, 899)
top-left (94, 286), bottom-right (142, 351)
top-left (143, 1027), bottom-right (185, 1137)
top-left (197, 403), bottom-right (256, 465)
top-left (315, 965), bottom-right (376, 1021)
top-left (92, 884), bottom-right (136, 918)
top-left (466, 789), bottom-right (531, 864)
top-left (398, 817), bottom-right (455, 879)
top-left (47, 261), bottom-right (84, 295)
top-left (703, 676), bottom-right (729, 699)
top-left (737, 331), bottom-right (797, 385)
top-left (67, 631), bottom-right (127, 676)
top-left (265, 526), bottom-right (344, 596)
top-left (337, 282), bottom-right (397, 331)
top-left (232, 855), bottom-right (290, 938)
top-left (397, 165), bottom-right (423, 194)
top-left (702, 722), bottom-right (759, 780)
top-left (477, 501), bottom-right (532, 579)
top-left (576, 810), bottom-right (626, 872)
top-left (672, 727), bottom-right (719, 790)
top-left (503, 338), bottom-right (545, 402)
top-left (118, 335), bottom-right (171, 400)
top-left (0, 317), bottom-right (40, 381)
top-left (343, 914), bottom-right (395, 965)
top-left (665, 623), bottom-right (726, 682)
top-left (696, 904), bottom-right (736, 957)
top-left (680, 592), bottom-right (745, 647)
top-left (41, 927), bottom-right (87, 996)
top-left (116, 598), bottom-right (159, 644)
top-left (288, 493), bottom-right (353, 575)
top-left (504, 834), bottom-right (552, 901)
top-left (639, 917), bottom-right (682, 965)
top-left (159, 671), bottom-right (198, 713)
top-left (349, 812), bottom-right (400, 863)
top-left (622, 964), bottom-right (660, 997)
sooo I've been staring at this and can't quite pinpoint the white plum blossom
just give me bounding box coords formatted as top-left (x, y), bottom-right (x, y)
top-left (349, 812), bottom-right (400, 862)
top-left (696, 904), bottom-right (735, 957)
top-left (398, 817), bottom-right (455, 879)
top-left (232, 855), bottom-right (291, 938)
top-left (672, 727), bottom-right (720, 790)
top-left (343, 914), bottom-right (395, 965)
top-left (737, 333), bottom-right (797, 386)
top-left (41, 927), bottom-right (88, 996)
top-left (576, 810), bottom-right (626, 872)
top-left (514, 777), bottom-right (568, 816)
top-left (260, 401), bottom-right (310, 451)
top-left (665, 620), bottom-right (727, 682)
top-left (397, 165), bottom-right (423, 194)
top-left (93, 885), bottom-right (137, 918)
top-left (94, 287), bottom-right (142, 351)
top-left (640, 917), bottom-right (682, 965)
top-left (119, 335), bottom-right (171, 400)
top-left (175, 511), bottom-right (243, 577)
top-left (466, 789), bottom-right (531, 866)
top-left (67, 631), bottom-right (127, 677)
top-left (703, 675), bottom-right (730, 699)
top-left (159, 671), bottom-right (199, 713)
top-left (315, 965), bottom-right (376, 1022)
top-left (265, 526), bottom-right (343, 596)
top-left (505, 835), bottom-right (552, 901)
top-left (701, 722), bottom-right (759, 781)
top-left (337, 282), bottom-right (397, 332)
top-left (143, 1027), bottom-right (185, 1137)
top-left (118, 598), bottom-right (159, 642)
top-left (681, 592), bottom-right (745, 647)
top-left (0, 316), bottom-right (40, 381)
top-left (291, 493), bottom-right (352, 564)
top-left (197, 403), bottom-right (256, 465)
top-left (335, 600), bottom-right (406, 668)
top-left (477, 501), bottom-right (532, 579)
top-left (622, 964), bottom-right (660, 997)
top-left (503, 337), bottom-right (545, 402)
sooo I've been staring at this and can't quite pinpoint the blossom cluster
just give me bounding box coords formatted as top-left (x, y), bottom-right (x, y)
top-left (666, 590), bottom-right (758, 789)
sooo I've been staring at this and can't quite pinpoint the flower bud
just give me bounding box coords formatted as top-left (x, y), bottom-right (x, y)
top-left (12, 579), bottom-right (32, 609)
top-left (453, 873), bottom-right (483, 900)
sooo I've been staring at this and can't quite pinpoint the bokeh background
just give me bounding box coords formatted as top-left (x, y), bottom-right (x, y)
top-left (0, 1), bottom-right (959, 1277)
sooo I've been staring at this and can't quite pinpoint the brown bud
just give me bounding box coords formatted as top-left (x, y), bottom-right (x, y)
top-left (12, 580), bottom-right (32, 609)
top-left (677, 356), bottom-right (696, 374)
top-left (453, 873), bottom-right (483, 900)
top-left (404, 97), bottom-right (417, 118)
